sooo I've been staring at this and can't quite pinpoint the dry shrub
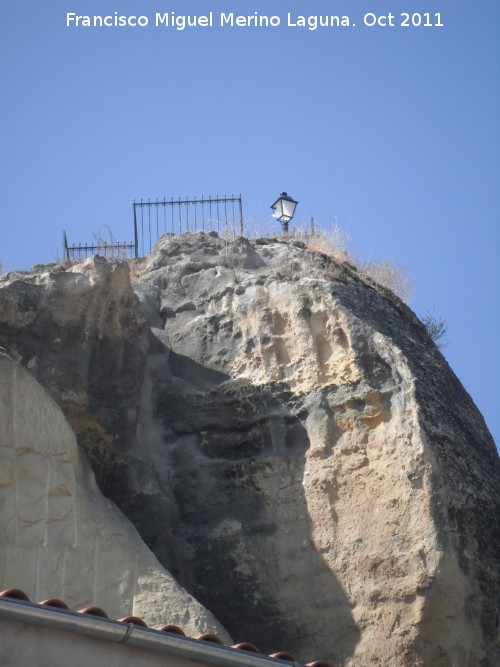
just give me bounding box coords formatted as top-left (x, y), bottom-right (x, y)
top-left (300, 221), bottom-right (350, 264)
top-left (358, 259), bottom-right (413, 304)
top-left (220, 224), bottom-right (241, 240)
top-left (296, 220), bottom-right (413, 304)
top-left (92, 225), bottom-right (132, 260)
top-left (422, 308), bottom-right (448, 348)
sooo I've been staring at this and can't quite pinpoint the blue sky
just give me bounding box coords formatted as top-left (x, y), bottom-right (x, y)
top-left (1, 0), bottom-right (499, 447)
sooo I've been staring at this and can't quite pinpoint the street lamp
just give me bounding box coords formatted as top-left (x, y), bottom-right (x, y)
top-left (271, 192), bottom-right (298, 234)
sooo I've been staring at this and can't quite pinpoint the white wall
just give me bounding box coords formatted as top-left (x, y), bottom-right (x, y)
top-left (0, 615), bottom-right (211, 667)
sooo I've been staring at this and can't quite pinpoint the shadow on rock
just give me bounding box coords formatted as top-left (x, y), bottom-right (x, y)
top-left (156, 378), bottom-right (360, 663)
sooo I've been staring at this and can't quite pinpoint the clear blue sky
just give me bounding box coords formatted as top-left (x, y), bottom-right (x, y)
top-left (1, 1), bottom-right (499, 447)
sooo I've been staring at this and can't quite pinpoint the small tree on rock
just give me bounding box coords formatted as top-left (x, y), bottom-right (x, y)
top-left (422, 309), bottom-right (448, 349)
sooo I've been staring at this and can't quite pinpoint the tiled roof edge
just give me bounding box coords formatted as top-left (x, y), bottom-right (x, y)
top-left (0, 596), bottom-right (332, 667)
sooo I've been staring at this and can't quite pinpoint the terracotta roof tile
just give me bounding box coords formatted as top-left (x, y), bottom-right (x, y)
top-left (269, 651), bottom-right (296, 662)
top-left (196, 632), bottom-right (224, 644)
top-left (39, 599), bottom-right (70, 610)
top-left (231, 642), bottom-right (261, 653)
top-left (0, 588), bottom-right (30, 602)
top-left (118, 615), bottom-right (149, 627)
top-left (156, 624), bottom-right (186, 636)
top-left (77, 606), bottom-right (109, 618)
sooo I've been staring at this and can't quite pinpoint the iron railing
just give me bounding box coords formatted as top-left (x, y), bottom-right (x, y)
top-left (133, 194), bottom-right (243, 256)
top-left (63, 232), bottom-right (135, 261)
top-left (62, 194), bottom-right (243, 261)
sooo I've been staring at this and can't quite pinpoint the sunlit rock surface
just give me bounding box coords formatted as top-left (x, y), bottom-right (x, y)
top-left (1, 233), bottom-right (498, 666)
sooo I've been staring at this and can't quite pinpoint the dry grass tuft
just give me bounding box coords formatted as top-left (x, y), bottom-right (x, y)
top-left (91, 225), bottom-right (133, 260)
top-left (294, 220), bottom-right (350, 265)
top-left (289, 220), bottom-right (413, 304)
top-left (358, 259), bottom-right (413, 304)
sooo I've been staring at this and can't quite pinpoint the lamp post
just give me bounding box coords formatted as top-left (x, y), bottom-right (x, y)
top-left (271, 192), bottom-right (298, 234)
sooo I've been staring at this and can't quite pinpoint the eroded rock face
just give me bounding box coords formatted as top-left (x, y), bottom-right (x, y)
top-left (0, 353), bottom-right (230, 638)
top-left (0, 233), bottom-right (498, 666)
top-left (0, 257), bottom-right (175, 565)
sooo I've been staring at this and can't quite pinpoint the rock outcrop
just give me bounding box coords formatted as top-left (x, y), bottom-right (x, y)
top-left (0, 232), bottom-right (498, 666)
top-left (0, 352), bottom-right (230, 638)
top-left (0, 354), bottom-right (229, 639)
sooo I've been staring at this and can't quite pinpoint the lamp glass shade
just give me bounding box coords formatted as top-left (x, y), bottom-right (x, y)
top-left (271, 204), bottom-right (282, 219)
top-left (280, 197), bottom-right (297, 221)
top-left (271, 193), bottom-right (298, 222)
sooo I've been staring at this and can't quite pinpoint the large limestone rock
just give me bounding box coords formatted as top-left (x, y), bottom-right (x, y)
top-left (0, 233), bottom-right (498, 666)
top-left (0, 352), bottom-right (230, 638)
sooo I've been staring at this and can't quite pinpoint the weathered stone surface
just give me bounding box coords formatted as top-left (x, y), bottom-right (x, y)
top-left (0, 256), bottom-right (174, 564)
top-left (0, 233), bottom-right (498, 666)
top-left (0, 352), bottom-right (230, 638)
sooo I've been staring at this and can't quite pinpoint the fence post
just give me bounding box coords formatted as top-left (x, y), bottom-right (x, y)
top-left (62, 231), bottom-right (69, 261)
top-left (239, 195), bottom-right (244, 236)
top-left (133, 201), bottom-right (139, 258)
